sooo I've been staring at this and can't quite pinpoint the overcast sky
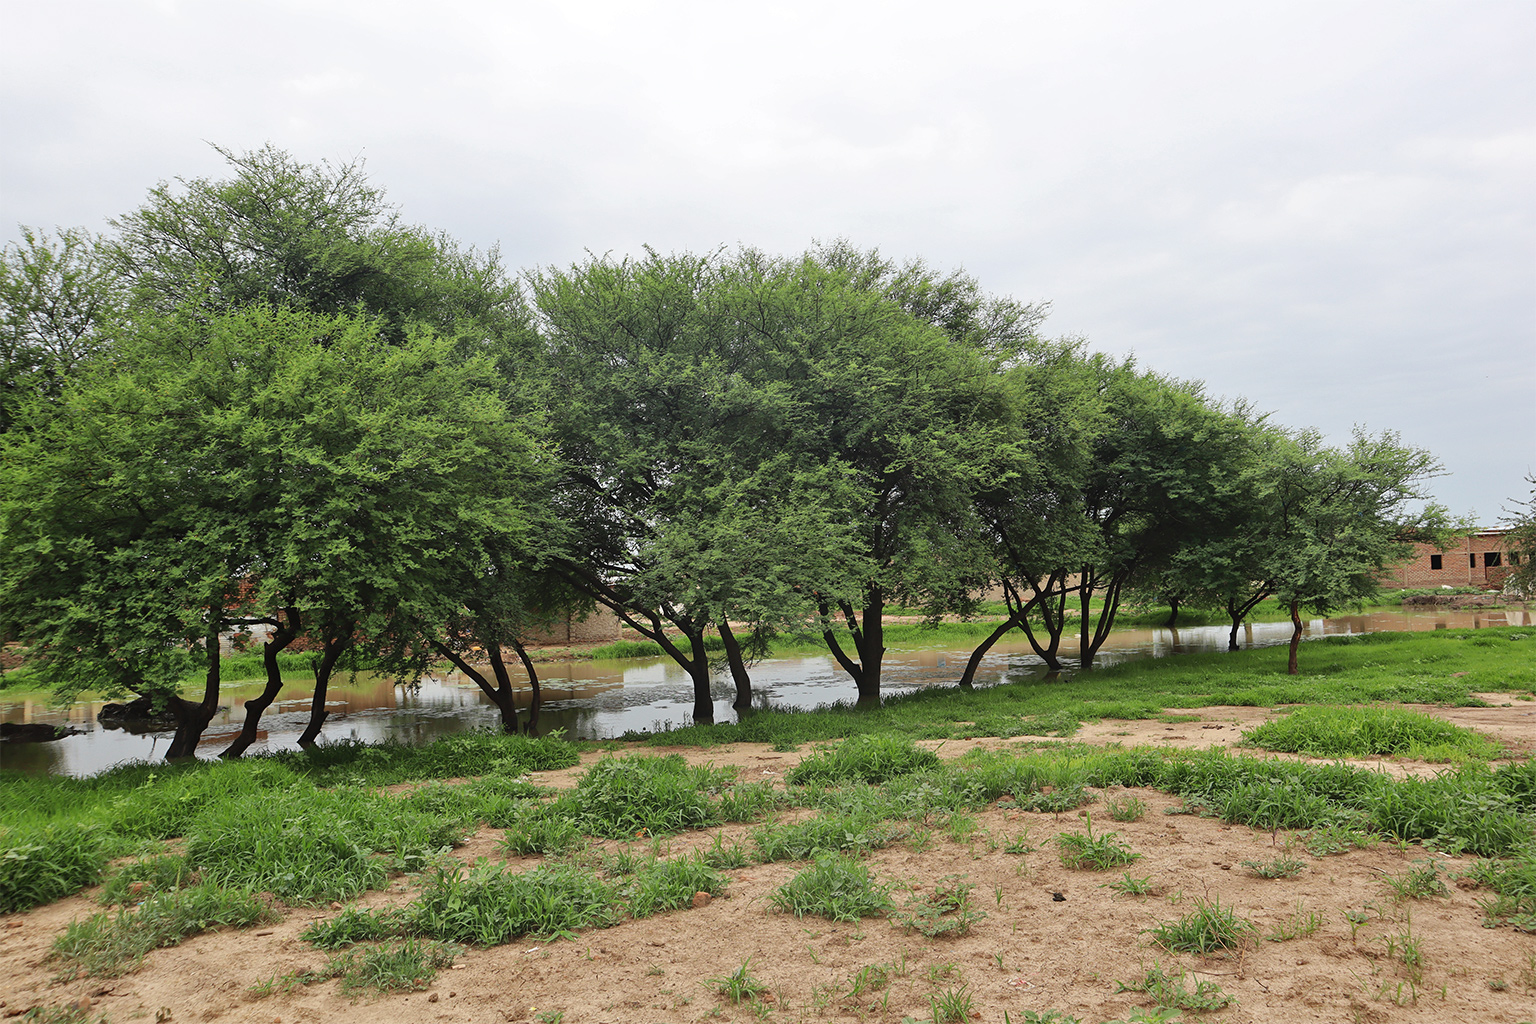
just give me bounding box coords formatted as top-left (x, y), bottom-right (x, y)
top-left (3, 0), bottom-right (1532, 523)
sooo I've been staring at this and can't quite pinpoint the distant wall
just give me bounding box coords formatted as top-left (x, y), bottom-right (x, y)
top-left (1383, 530), bottom-right (1517, 590)
top-left (522, 606), bottom-right (622, 646)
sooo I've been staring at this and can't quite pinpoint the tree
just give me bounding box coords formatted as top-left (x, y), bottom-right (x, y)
top-left (1500, 474), bottom-right (1536, 597)
top-left (1265, 430), bottom-right (1456, 674)
top-left (736, 246), bottom-right (1033, 703)
top-left (0, 227), bottom-right (122, 432)
top-left (532, 248), bottom-right (865, 722)
top-left (0, 305), bottom-right (552, 759)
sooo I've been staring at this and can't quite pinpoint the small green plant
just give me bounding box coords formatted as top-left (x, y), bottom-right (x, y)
top-left (770, 855), bottom-right (891, 922)
top-left (1383, 862), bottom-right (1450, 901)
top-left (1001, 829), bottom-right (1035, 855)
top-left (1056, 814), bottom-right (1140, 870)
top-left (928, 984), bottom-right (974, 1023)
top-left (534, 1011), bottom-right (565, 1024)
top-left (1104, 873), bottom-right (1158, 897)
top-left (1147, 897), bottom-right (1256, 954)
top-left (1002, 1012), bottom-right (1082, 1024)
top-left (1380, 928), bottom-right (1426, 985)
top-left (846, 962), bottom-right (890, 999)
top-left (1241, 855), bottom-right (1306, 879)
top-left (1300, 821), bottom-right (1377, 856)
top-left (891, 876), bottom-right (986, 937)
top-left (1114, 961), bottom-right (1237, 1011)
top-left (300, 906), bottom-right (406, 948)
top-left (1106, 795), bottom-right (1146, 822)
top-left (324, 939), bottom-right (460, 995)
top-left (700, 833), bottom-right (752, 869)
top-left (1266, 901), bottom-right (1324, 941)
top-left (711, 960), bottom-right (767, 1004)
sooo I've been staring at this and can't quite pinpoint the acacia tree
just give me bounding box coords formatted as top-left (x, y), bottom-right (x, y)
top-left (0, 227), bottom-right (122, 433)
top-left (532, 249), bottom-right (866, 721)
top-left (726, 247), bottom-right (1035, 703)
top-left (1500, 474), bottom-right (1536, 597)
top-left (0, 305), bottom-right (549, 758)
top-left (961, 341), bottom-right (1102, 680)
top-left (1265, 430), bottom-right (1456, 674)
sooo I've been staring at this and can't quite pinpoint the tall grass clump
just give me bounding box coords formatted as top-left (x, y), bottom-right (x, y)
top-left (1244, 706), bottom-right (1503, 761)
top-left (770, 854), bottom-right (891, 921)
top-left (622, 854), bottom-right (726, 918)
top-left (568, 755), bottom-right (731, 837)
top-left (49, 886), bottom-right (278, 978)
top-left (409, 862), bottom-right (617, 945)
top-left (786, 735), bottom-right (940, 786)
top-left (0, 822), bottom-right (108, 914)
top-left (184, 785), bottom-right (463, 903)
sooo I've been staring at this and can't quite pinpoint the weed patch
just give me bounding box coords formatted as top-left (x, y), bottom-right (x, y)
top-left (1148, 897), bottom-right (1256, 954)
top-left (1244, 705), bottom-right (1503, 760)
top-left (770, 854), bottom-right (891, 922)
top-left (49, 886), bottom-right (278, 978)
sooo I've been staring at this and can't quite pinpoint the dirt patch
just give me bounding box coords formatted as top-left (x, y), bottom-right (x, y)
top-left (4, 711), bottom-right (1535, 1024)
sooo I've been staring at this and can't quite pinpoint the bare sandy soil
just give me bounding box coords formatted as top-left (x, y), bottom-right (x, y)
top-left (4, 703), bottom-right (1534, 1024)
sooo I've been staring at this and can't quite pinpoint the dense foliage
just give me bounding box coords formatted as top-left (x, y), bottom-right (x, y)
top-left (0, 145), bottom-right (1470, 750)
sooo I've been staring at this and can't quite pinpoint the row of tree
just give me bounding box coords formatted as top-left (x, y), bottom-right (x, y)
top-left (0, 146), bottom-right (1465, 758)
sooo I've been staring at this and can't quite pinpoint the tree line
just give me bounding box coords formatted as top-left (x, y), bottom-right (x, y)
top-left (0, 146), bottom-right (1462, 758)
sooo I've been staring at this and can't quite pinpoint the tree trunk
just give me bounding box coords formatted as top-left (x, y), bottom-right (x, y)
top-left (222, 609), bottom-right (300, 758)
top-left (432, 640), bottom-right (518, 734)
top-left (717, 618), bottom-right (753, 710)
top-left (685, 629), bottom-right (714, 723)
top-left (298, 629), bottom-right (350, 747)
top-left (854, 590), bottom-right (884, 705)
top-left (1227, 600), bottom-right (1242, 651)
top-left (1079, 570), bottom-right (1096, 669)
top-left (958, 617), bottom-right (1019, 689)
top-left (1287, 599), bottom-right (1303, 675)
top-left (1017, 583), bottom-right (1067, 670)
top-left (1165, 597), bottom-right (1180, 628)
top-left (166, 621), bottom-right (222, 759)
top-left (510, 640), bottom-right (541, 734)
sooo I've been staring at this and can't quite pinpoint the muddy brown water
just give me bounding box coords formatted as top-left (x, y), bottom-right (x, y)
top-left (3, 608), bottom-right (1529, 777)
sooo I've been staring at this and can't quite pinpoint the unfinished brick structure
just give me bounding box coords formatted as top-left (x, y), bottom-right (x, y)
top-left (1383, 529), bottom-right (1518, 589)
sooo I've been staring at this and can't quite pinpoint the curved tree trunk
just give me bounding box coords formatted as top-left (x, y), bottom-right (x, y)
top-left (717, 618), bottom-right (753, 710)
top-left (166, 621), bottom-right (222, 760)
top-left (222, 608), bottom-right (300, 758)
top-left (957, 617), bottom-right (1018, 689)
top-left (432, 639), bottom-right (518, 734)
top-left (298, 629), bottom-right (351, 747)
top-left (1165, 597), bottom-right (1180, 628)
top-left (510, 639), bottom-right (541, 734)
top-left (820, 589), bottom-right (885, 706)
top-left (1286, 599), bottom-right (1303, 675)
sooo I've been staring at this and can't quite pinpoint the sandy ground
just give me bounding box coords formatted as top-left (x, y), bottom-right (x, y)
top-left (3, 703), bottom-right (1534, 1024)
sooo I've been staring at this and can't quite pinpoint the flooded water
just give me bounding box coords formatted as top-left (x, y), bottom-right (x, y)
top-left (3, 607), bottom-right (1528, 777)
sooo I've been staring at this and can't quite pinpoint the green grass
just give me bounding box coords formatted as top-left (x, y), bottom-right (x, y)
top-left (770, 855), bottom-right (891, 921)
top-left (1148, 897), bottom-right (1257, 954)
top-left (621, 629), bottom-right (1536, 750)
top-left (48, 886), bottom-right (279, 978)
top-left (1055, 814), bottom-right (1140, 870)
top-left (1243, 705), bottom-right (1504, 761)
top-left (786, 735), bottom-right (941, 786)
top-left (1114, 962), bottom-right (1237, 1011)
top-left (323, 938), bottom-right (460, 994)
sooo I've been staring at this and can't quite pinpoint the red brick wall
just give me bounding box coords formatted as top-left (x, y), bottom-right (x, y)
top-left (1382, 530), bottom-right (1518, 589)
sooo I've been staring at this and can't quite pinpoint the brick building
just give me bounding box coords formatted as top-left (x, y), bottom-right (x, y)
top-left (1382, 529), bottom-right (1520, 590)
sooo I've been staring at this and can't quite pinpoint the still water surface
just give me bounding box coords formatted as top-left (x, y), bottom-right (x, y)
top-left (3, 607), bottom-right (1527, 777)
